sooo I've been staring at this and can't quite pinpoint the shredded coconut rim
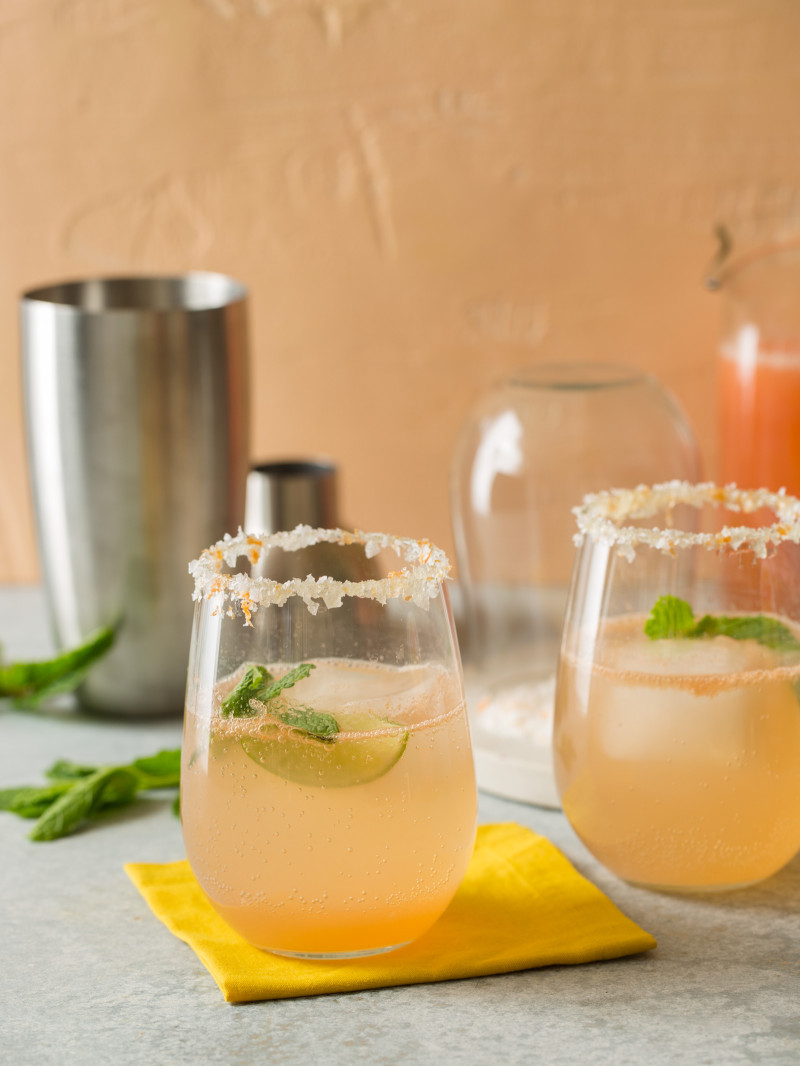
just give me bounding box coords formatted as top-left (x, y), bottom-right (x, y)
top-left (189, 526), bottom-right (451, 618)
top-left (573, 481), bottom-right (800, 561)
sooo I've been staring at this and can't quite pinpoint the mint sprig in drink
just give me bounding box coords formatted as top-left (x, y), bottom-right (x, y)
top-left (554, 482), bottom-right (800, 891)
top-left (182, 527), bottom-right (477, 958)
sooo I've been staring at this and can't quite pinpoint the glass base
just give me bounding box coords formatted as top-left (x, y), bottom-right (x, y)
top-left (265, 941), bottom-right (412, 961)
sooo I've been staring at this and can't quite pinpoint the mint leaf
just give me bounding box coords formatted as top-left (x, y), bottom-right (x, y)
top-left (46, 760), bottom-right (97, 781)
top-left (274, 705), bottom-right (339, 741)
top-left (2, 745), bottom-right (183, 841)
top-left (130, 749), bottom-right (181, 789)
top-left (0, 782), bottom-right (74, 818)
top-left (246, 665), bottom-right (331, 737)
top-left (0, 787), bottom-right (29, 811)
top-left (44, 749), bottom-right (181, 790)
top-left (29, 766), bottom-right (139, 841)
top-left (644, 596), bottom-right (696, 640)
top-left (220, 663), bottom-right (316, 719)
top-left (694, 613), bottom-right (800, 652)
top-left (220, 662), bottom-right (335, 744)
top-left (260, 663), bottom-right (316, 702)
top-left (645, 596), bottom-right (800, 654)
top-left (220, 665), bottom-right (273, 718)
top-left (0, 627), bottom-right (115, 708)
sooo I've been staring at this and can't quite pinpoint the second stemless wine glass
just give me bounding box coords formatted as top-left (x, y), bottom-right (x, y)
top-left (554, 482), bottom-right (800, 891)
top-left (182, 527), bottom-right (477, 959)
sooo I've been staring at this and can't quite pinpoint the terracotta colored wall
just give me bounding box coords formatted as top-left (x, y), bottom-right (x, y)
top-left (3, 1), bottom-right (800, 581)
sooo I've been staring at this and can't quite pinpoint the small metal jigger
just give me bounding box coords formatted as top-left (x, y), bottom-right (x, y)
top-left (244, 461), bottom-right (377, 586)
top-left (244, 461), bottom-right (339, 534)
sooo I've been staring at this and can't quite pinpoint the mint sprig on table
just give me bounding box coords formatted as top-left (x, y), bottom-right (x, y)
top-left (644, 595), bottom-right (800, 652)
top-left (0, 626), bottom-right (114, 708)
top-left (0, 748), bottom-right (180, 841)
top-left (220, 662), bottom-right (338, 740)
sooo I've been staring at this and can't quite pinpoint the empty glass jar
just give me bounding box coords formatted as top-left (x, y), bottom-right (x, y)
top-left (450, 363), bottom-right (701, 805)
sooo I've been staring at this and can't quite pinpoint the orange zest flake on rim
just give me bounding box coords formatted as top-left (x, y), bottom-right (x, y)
top-left (416, 541), bottom-right (434, 565)
top-left (188, 525), bottom-right (452, 621)
top-left (245, 535), bottom-right (262, 566)
top-left (239, 591), bottom-right (255, 627)
top-left (573, 480), bottom-right (800, 561)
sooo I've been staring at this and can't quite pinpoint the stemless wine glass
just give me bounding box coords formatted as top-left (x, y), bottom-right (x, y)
top-left (554, 482), bottom-right (800, 892)
top-left (182, 527), bottom-right (477, 959)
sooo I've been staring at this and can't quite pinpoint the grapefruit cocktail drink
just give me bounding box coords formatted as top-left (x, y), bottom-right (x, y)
top-left (182, 527), bottom-right (477, 958)
top-left (719, 342), bottom-right (800, 496)
top-left (554, 482), bottom-right (800, 891)
top-left (712, 237), bottom-right (800, 500)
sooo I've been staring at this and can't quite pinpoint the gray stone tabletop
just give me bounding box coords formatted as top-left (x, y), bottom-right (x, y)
top-left (2, 587), bottom-right (798, 1066)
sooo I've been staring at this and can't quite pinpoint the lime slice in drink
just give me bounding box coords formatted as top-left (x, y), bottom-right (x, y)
top-left (240, 709), bottom-right (408, 788)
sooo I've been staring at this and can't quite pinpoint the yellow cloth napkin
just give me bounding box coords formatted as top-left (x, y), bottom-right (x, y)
top-left (125, 822), bottom-right (656, 1003)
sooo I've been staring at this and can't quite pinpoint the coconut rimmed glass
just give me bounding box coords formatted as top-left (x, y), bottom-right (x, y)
top-left (554, 482), bottom-right (800, 892)
top-left (181, 527), bottom-right (477, 959)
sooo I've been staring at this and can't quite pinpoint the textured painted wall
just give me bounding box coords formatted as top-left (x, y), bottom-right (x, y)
top-left (3, 0), bottom-right (800, 580)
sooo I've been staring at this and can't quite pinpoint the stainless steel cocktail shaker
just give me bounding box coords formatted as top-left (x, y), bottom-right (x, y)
top-left (21, 273), bottom-right (249, 715)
